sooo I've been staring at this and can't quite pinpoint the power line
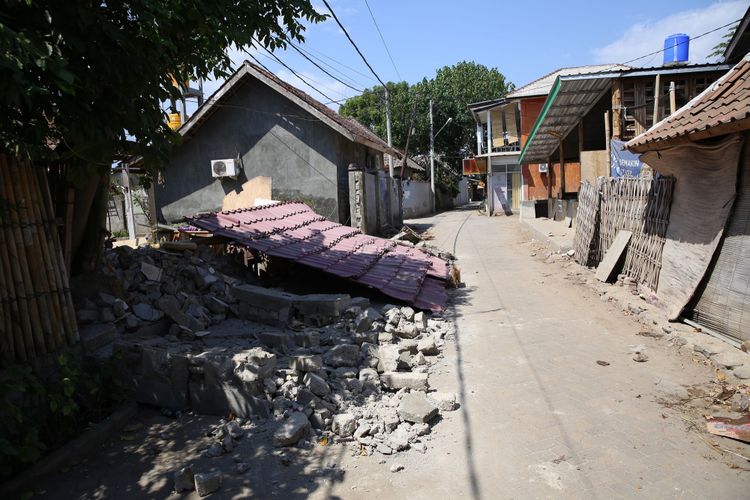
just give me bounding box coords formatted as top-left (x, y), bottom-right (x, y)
top-left (255, 45), bottom-right (338, 102)
top-left (321, 0), bottom-right (386, 87)
top-left (290, 42), bottom-right (370, 89)
top-left (285, 41), bottom-right (364, 93)
top-left (363, 0), bottom-right (402, 81)
top-left (299, 44), bottom-right (378, 84)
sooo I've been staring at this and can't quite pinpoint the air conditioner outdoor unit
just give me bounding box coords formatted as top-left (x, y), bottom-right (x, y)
top-left (538, 163), bottom-right (549, 173)
top-left (211, 158), bottom-right (238, 178)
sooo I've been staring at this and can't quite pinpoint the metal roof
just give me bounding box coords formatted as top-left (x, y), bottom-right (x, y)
top-left (507, 64), bottom-right (629, 99)
top-left (187, 201), bottom-right (450, 311)
top-left (627, 54), bottom-right (750, 152)
top-left (519, 75), bottom-right (613, 164)
top-left (518, 63), bottom-right (732, 164)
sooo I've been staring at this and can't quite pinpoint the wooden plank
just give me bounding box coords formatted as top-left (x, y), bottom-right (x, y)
top-left (596, 230), bottom-right (632, 282)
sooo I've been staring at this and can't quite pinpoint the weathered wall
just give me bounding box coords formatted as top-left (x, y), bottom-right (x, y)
top-left (453, 178), bottom-right (470, 206)
top-left (402, 180), bottom-right (433, 219)
top-left (580, 150), bottom-right (609, 184)
top-left (155, 77), bottom-right (382, 224)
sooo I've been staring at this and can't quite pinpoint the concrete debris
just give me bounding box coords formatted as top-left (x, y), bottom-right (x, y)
top-left (273, 412), bottom-right (311, 446)
top-left (194, 471), bottom-right (223, 497)
top-left (77, 244), bottom-right (458, 463)
top-left (173, 466), bottom-right (195, 492)
top-left (427, 392), bottom-right (459, 411)
top-left (398, 392), bottom-right (439, 423)
top-left (390, 463), bottom-right (405, 473)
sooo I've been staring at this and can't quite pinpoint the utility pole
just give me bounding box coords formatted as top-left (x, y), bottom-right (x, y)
top-left (429, 99), bottom-right (436, 213)
top-left (385, 87), bottom-right (394, 177)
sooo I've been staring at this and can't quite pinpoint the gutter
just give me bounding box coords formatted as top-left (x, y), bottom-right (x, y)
top-left (518, 76), bottom-right (562, 164)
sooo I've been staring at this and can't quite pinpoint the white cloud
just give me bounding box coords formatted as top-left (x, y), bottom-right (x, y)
top-left (592, 1), bottom-right (746, 66)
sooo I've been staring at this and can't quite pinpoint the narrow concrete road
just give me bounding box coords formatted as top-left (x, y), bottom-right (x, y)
top-left (331, 207), bottom-right (750, 499)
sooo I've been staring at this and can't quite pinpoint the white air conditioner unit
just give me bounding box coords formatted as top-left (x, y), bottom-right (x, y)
top-left (538, 163), bottom-right (549, 173)
top-left (211, 158), bottom-right (238, 178)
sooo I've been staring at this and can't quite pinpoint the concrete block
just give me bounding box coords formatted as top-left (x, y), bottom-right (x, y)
top-left (380, 372), bottom-right (428, 391)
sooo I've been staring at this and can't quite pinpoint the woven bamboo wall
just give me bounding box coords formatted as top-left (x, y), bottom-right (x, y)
top-left (0, 155), bottom-right (79, 363)
top-left (573, 175), bottom-right (675, 290)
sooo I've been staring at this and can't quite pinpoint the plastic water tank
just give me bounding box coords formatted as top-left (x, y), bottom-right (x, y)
top-left (663, 33), bottom-right (689, 65)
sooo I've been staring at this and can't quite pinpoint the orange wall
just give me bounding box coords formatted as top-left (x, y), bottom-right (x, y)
top-left (520, 98), bottom-right (581, 200)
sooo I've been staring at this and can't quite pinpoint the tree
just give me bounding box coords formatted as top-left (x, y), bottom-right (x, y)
top-left (0, 0), bottom-right (325, 171)
top-left (1, 1), bottom-right (324, 273)
top-left (339, 61), bottom-right (513, 181)
top-left (708, 21), bottom-right (739, 60)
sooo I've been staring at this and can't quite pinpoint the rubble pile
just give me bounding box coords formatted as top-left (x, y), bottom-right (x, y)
top-left (74, 245), bottom-right (246, 353)
top-left (191, 303), bottom-right (458, 461)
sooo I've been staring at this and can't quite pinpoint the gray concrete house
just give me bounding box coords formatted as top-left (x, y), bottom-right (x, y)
top-left (153, 61), bottom-right (396, 224)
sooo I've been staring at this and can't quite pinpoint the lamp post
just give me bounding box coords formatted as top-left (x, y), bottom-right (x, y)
top-left (429, 98), bottom-right (452, 213)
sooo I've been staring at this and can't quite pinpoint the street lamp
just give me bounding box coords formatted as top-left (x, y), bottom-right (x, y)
top-left (430, 98), bottom-right (452, 213)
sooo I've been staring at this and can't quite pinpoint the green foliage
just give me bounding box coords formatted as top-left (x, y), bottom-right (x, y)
top-left (0, 354), bottom-right (129, 479)
top-left (0, 0), bottom-right (325, 178)
top-left (340, 61), bottom-right (513, 185)
top-left (708, 21), bottom-right (739, 60)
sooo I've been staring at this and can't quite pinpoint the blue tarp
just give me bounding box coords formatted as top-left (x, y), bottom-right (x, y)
top-left (610, 139), bottom-right (643, 177)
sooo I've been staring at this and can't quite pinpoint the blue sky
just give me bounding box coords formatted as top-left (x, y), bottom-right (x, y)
top-left (198, 0), bottom-right (747, 111)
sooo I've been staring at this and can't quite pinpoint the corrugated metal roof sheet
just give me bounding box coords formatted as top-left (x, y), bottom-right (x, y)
top-left (627, 55), bottom-right (750, 152)
top-left (187, 202), bottom-right (450, 311)
top-left (519, 75), bottom-right (614, 164)
top-left (507, 64), bottom-right (629, 99)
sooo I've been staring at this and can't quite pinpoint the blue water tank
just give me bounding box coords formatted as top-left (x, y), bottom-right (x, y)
top-left (663, 33), bottom-right (689, 65)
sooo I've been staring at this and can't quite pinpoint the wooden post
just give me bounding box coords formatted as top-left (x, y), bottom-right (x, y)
top-left (669, 81), bottom-right (677, 115)
top-left (546, 157), bottom-right (552, 200)
top-left (578, 119), bottom-right (584, 154)
top-left (653, 74), bottom-right (661, 125)
top-left (559, 137), bottom-right (566, 196)
top-left (604, 111), bottom-right (611, 177)
top-left (611, 80), bottom-right (622, 139)
top-left (485, 110), bottom-right (492, 154)
top-left (123, 165), bottom-right (136, 241)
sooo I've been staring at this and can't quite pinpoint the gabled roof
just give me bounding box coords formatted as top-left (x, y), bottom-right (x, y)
top-left (179, 61), bottom-right (396, 155)
top-left (627, 54), bottom-right (750, 153)
top-left (725, 6), bottom-right (750, 64)
top-left (507, 64), bottom-right (631, 99)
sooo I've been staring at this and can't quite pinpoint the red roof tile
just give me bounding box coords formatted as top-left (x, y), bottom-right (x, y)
top-left (188, 202), bottom-right (451, 311)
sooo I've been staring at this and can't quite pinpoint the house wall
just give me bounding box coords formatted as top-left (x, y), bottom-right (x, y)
top-left (521, 97), bottom-right (549, 201)
top-left (402, 180), bottom-right (433, 219)
top-left (580, 150), bottom-right (609, 184)
top-left (154, 77), bottom-right (382, 224)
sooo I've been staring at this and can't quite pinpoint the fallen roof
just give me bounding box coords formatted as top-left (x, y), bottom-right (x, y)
top-left (506, 64), bottom-right (630, 99)
top-left (519, 63), bottom-right (732, 163)
top-left (179, 61), bottom-right (396, 156)
top-left (627, 54), bottom-right (750, 153)
top-left (187, 202), bottom-right (450, 311)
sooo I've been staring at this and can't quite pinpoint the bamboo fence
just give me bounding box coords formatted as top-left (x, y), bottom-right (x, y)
top-left (573, 175), bottom-right (675, 290)
top-left (572, 179), bottom-right (602, 267)
top-left (0, 155), bottom-right (78, 363)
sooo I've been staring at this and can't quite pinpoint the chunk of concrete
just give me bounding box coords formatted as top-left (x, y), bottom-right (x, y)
top-left (713, 350), bottom-right (750, 369)
top-left (427, 392), bottom-right (459, 411)
top-left (303, 372), bottom-right (331, 397)
top-left (380, 372), bottom-right (428, 391)
top-left (233, 348), bottom-right (277, 384)
top-left (290, 355), bottom-right (323, 372)
top-left (273, 412), bottom-right (310, 446)
top-left (332, 413), bottom-right (357, 437)
top-left (400, 306), bottom-right (415, 321)
top-left (359, 367), bottom-right (380, 387)
top-left (417, 336), bottom-right (439, 355)
top-left (325, 344), bottom-right (359, 367)
top-left (141, 262), bottom-right (163, 282)
top-left (413, 311), bottom-right (429, 331)
top-left (377, 345), bottom-right (400, 373)
top-left (158, 295), bottom-right (205, 332)
top-left (395, 319), bottom-right (419, 339)
top-left (398, 392), bottom-right (439, 423)
top-left (354, 307), bottom-right (382, 332)
top-left (133, 303), bottom-right (162, 322)
top-left (174, 466), bottom-right (195, 492)
top-left (194, 471), bottom-right (223, 497)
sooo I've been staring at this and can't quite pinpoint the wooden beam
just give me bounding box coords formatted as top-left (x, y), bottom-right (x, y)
top-left (611, 80), bottom-right (622, 139)
top-left (669, 81), bottom-right (677, 115)
top-left (653, 74), bottom-right (661, 125)
top-left (559, 138), bottom-right (566, 196)
top-left (604, 111), bottom-right (611, 176)
top-left (578, 119), bottom-right (584, 154)
top-left (546, 157), bottom-right (552, 199)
